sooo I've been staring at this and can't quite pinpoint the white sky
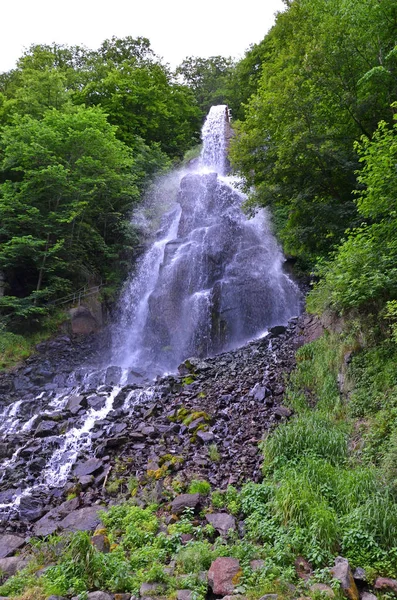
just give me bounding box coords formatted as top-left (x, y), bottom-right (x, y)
top-left (0, 0), bottom-right (285, 73)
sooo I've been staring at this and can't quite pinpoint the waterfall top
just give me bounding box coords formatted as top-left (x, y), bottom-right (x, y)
top-left (200, 105), bottom-right (230, 175)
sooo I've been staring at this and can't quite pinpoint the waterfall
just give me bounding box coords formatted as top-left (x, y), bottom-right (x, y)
top-left (0, 105), bottom-right (302, 520)
top-left (113, 105), bottom-right (301, 375)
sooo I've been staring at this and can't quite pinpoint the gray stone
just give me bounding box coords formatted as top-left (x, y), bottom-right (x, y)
top-left (59, 506), bottom-right (102, 532)
top-left (196, 430), bottom-right (214, 443)
top-left (69, 306), bottom-right (99, 335)
top-left (331, 557), bottom-right (359, 600)
top-left (177, 591), bottom-right (193, 600)
top-left (35, 420), bottom-right (60, 437)
top-left (171, 493), bottom-right (201, 515)
top-left (66, 394), bottom-right (87, 413)
top-left (0, 556), bottom-right (30, 577)
top-left (87, 395), bottom-right (107, 410)
top-left (250, 383), bottom-right (270, 402)
top-left (91, 534), bottom-right (110, 553)
top-left (74, 457), bottom-right (103, 476)
top-left (18, 496), bottom-right (44, 521)
top-left (361, 594), bottom-right (377, 600)
top-left (205, 513), bottom-right (236, 536)
top-left (140, 582), bottom-right (166, 596)
top-left (34, 510), bottom-right (61, 537)
top-left (353, 567), bottom-right (366, 582)
top-left (86, 593), bottom-right (113, 600)
top-left (0, 534), bottom-right (25, 558)
top-left (46, 595), bottom-right (68, 600)
top-left (274, 406), bottom-right (292, 419)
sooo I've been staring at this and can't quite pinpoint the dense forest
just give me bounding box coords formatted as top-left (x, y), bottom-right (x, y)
top-left (2, 0), bottom-right (397, 597)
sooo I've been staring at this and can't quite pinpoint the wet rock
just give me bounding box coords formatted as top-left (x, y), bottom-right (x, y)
top-left (171, 493), bottom-right (202, 515)
top-left (35, 420), bottom-right (60, 437)
top-left (258, 595), bottom-right (278, 600)
top-left (269, 325), bottom-right (286, 336)
top-left (105, 366), bottom-right (122, 386)
top-left (19, 496), bottom-right (44, 521)
top-left (331, 557), bottom-right (359, 600)
top-left (205, 513), bottom-right (236, 536)
top-left (0, 443), bottom-right (11, 459)
top-left (374, 577), bottom-right (397, 594)
top-left (0, 534), bottom-right (25, 558)
top-left (87, 395), bottom-right (107, 410)
top-left (208, 557), bottom-right (242, 596)
top-left (250, 383), bottom-right (270, 402)
top-left (59, 506), bottom-right (103, 532)
top-left (46, 596), bottom-right (69, 600)
top-left (74, 458), bottom-right (103, 477)
top-left (178, 357), bottom-right (211, 375)
top-left (66, 395), bottom-right (87, 413)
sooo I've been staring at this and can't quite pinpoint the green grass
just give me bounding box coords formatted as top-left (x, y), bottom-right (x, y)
top-left (0, 309), bottom-right (67, 370)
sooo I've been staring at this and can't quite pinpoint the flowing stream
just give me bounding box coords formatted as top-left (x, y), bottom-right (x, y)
top-left (0, 105), bottom-right (301, 520)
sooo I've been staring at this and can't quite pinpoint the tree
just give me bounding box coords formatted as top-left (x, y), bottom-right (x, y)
top-left (230, 0), bottom-right (397, 267)
top-left (176, 56), bottom-right (235, 118)
top-left (308, 112), bottom-right (397, 314)
top-left (0, 106), bottom-right (150, 326)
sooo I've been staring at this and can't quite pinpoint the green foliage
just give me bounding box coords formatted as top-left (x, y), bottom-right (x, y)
top-left (240, 333), bottom-right (397, 574)
top-left (262, 413), bottom-right (348, 472)
top-left (231, 0), bottom-right (397, 267)
top-left (0, 36), bottom-right (204, 335)
top-left (309, 112), bottom-right (397, 315)
top-left (187, 480), bottom-right (211, 495)
top-left (208, 443), bottom-right (220, 462)
top-left (0, 309), bottom-right (66, 369)
top-left (175, 540), bottom-right (215, 573)
top-left (176, 56), bottom-right (235, 118)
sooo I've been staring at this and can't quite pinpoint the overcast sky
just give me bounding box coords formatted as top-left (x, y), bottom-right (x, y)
top-left (1, 0), bottom-right (285, 73)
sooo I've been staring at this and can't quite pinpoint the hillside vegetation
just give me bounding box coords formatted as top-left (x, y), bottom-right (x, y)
top-left (1, 0), bottom-right (397, 597)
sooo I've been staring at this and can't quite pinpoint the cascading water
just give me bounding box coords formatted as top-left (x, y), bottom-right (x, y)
top-left (0, 105), bottom-right (301, 522)
top-left (113, 105), bottom-right (301, 374)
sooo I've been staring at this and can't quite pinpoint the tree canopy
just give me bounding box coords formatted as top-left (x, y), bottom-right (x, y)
top-left (0, 37), bottom-right (201, 329)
